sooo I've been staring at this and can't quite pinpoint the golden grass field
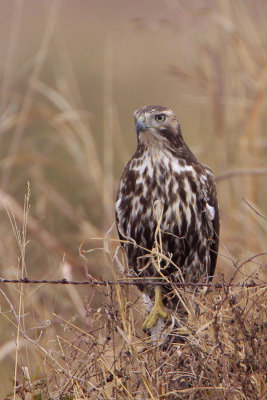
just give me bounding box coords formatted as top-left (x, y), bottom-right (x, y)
top-left (0, 1), bottom-right (266, 398)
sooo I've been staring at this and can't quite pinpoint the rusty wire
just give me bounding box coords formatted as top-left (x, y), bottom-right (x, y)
top-left (0, 277), bottom-right (265, 288)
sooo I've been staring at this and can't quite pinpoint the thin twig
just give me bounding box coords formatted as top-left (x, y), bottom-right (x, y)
top-left (0, 188), bottom-right (84, 269)
top-left (0, 288), bottom-right (86, 383)
top-left (243, 198), bottom-right (267, 221)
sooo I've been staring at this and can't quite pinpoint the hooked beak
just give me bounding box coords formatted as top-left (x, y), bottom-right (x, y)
top-left (135, 115), bottom-right (147, 132)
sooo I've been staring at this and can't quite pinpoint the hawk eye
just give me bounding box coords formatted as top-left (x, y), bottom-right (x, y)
top-left (155, 114), bottom-right (166, 123)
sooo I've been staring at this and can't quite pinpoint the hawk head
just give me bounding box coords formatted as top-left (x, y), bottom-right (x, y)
top-left (133, 105), bottom-right (182, 147)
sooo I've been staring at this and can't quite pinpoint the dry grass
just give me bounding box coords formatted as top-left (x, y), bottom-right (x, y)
top-left (0, 0), bottom-right (266, 399)
top-left (2, 257), bottom-right (266, 399)
top-left (44, 285), bottom-right (266, 400)
top-left (1, 200), bottom-right (266, 399)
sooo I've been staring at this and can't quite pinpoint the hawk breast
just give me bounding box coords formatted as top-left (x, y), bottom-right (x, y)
top-left (116, 145), bottom-right (216, 283)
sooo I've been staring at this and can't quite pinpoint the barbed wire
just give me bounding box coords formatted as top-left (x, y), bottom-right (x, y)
top-left (0, 277), bottom-right (266, 288)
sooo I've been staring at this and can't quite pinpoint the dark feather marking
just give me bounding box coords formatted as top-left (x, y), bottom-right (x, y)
top-left (116, 105), bottom-right (220, 306)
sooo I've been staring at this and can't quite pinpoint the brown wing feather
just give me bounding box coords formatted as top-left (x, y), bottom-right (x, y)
top-left (205, 171), bottom-right (220, 279)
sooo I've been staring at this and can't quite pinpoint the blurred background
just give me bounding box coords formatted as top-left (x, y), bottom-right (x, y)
top-left (0, 0), bottom-right (266, 395)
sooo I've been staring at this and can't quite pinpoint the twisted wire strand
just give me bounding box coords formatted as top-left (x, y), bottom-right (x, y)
top-left (0, 277), bottom-right (265, 288)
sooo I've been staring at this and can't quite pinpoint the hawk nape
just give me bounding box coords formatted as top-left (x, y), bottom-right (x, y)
top-left (116, 105), bottom-right (219, 332)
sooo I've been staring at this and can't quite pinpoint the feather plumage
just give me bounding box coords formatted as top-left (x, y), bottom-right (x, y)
top-left (116, 106), bottom-right (219, 308)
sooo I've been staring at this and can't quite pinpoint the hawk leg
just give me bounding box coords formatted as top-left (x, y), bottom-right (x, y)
top-left (143, 286), bottom-right (169, 332)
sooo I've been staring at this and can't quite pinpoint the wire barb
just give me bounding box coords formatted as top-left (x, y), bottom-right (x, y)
top-left (0, 277), bottom-right (265, 288)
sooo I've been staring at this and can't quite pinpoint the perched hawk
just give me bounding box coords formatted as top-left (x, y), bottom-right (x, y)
top-left (116, 106), bottom-right (219, 331)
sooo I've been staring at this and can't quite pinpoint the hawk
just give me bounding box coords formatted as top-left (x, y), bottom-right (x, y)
top-left (116, 106), bottom-right (219, 331)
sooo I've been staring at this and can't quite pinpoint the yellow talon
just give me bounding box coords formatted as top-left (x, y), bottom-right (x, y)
top-left (143, 286), bottom-right (169, 332)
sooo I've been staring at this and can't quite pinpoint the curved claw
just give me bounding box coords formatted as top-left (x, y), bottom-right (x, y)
top-left (143, 286), bottom-right (169, 332)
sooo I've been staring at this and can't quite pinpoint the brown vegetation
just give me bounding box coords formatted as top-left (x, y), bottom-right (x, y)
top-left (0, 1), bottom-right (266, 399)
